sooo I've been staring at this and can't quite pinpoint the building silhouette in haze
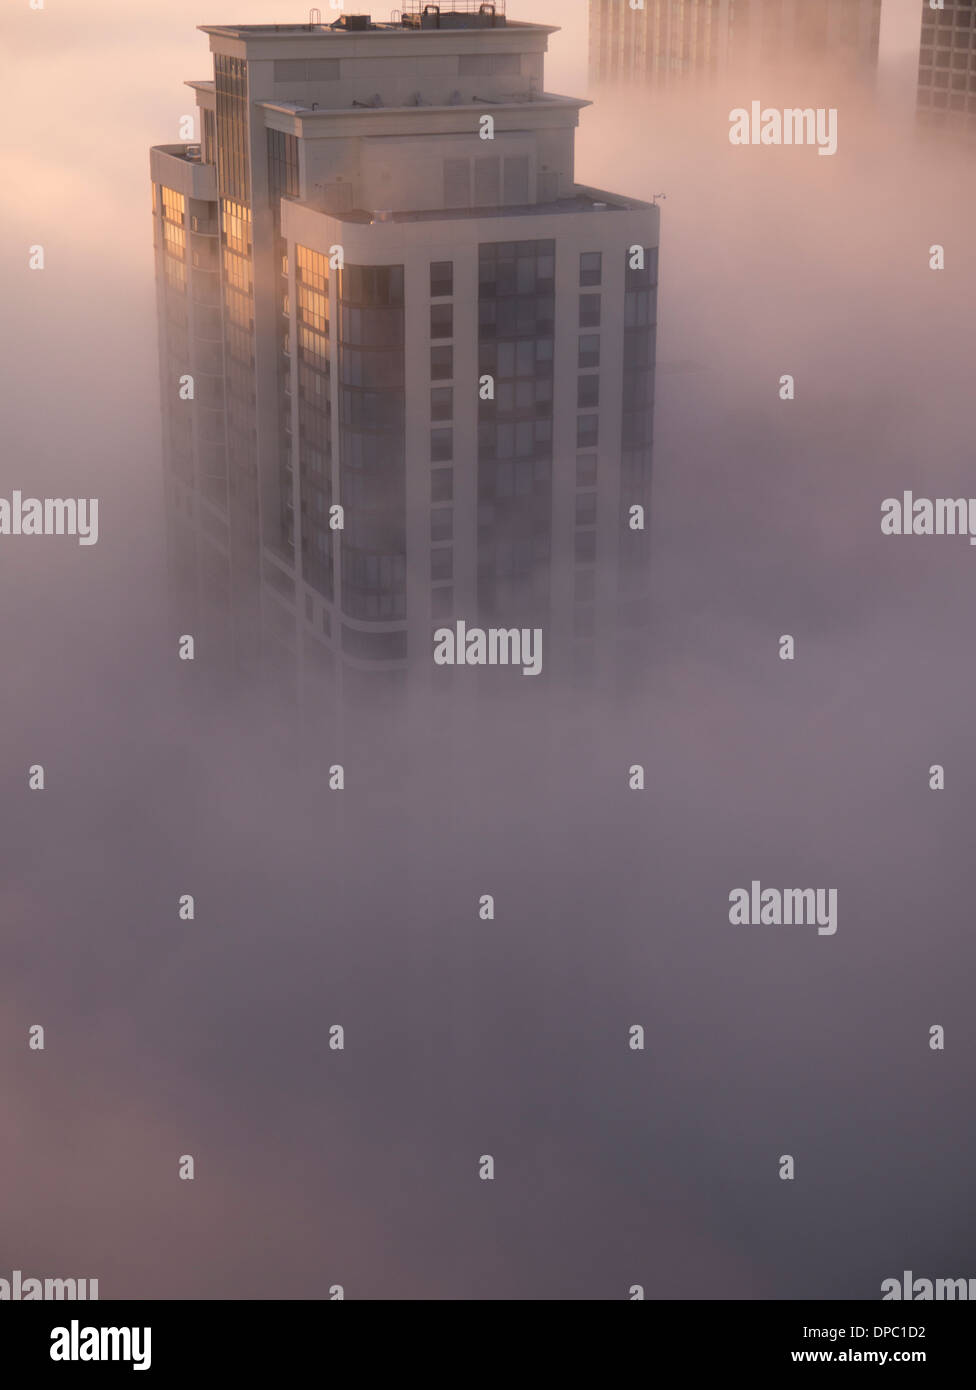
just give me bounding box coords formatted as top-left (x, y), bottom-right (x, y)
top-left (588, 0), bottom-right (883, 90)
top-left (151, 3), bottom-right (658, 709)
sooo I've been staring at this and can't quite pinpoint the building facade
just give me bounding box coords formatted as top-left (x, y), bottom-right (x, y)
top-left (151, 4), bottom-right (658, 709)
top-left (916, 0), bottom-right (976, 139)
top-left (588, 0), bottom-right (883, 90)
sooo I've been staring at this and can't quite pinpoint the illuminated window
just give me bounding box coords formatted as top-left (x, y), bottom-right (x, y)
top-left (161, 186), bottom-right (186, 224)
top-left (221, 199), bottom-right (252, 255)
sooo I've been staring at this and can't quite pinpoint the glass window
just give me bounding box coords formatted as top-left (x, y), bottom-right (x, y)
top-left (577, 375), bottom-right (600, 409)
top-left (431, 585), bottom-right (453, 619)
top-left (576, 453), bottom-right (597, 487)
top-left (575, 493), bottom-right (597, 526)
top-left (430, 261), bottom-right (453, 297)
top-left (579, 294), bottom-right (601, 328)
top-left (577, 414), bottom-right (599, 449)
top-left (431, 507), bottom-right (453, 543)
top-left (575, 531), bottom-right (597, 563)
top-left (431, 547), bottom-right (453, 582)
top-left (431, 468), bottom-right (453, 502)
top-left (267, 129), bottom-right (299, 202)
top-left (431, 427), bottom-right (453, 462)
top-left (431, 345), bottom-right (453, 380)
top-left (161, 186), bottom-right (186, 224)
top-left (430, 303), bottom-right (453, 339)
top-left (579, 251), bottom-right (602, 286)
top-left (431, 387), bottom-right (453, 422)
top-left (578, 334), bottom-right (600, 369)
top-left (215, 54), bottom-right (250, 203)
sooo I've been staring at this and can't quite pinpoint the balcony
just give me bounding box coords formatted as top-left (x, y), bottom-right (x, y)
top-left (150, 144), bottom-right (217, 202)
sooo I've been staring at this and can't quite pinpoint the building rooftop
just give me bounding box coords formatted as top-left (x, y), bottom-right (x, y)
top-left (199, 3), bottom-right (556, 39)
top-left (257, 91), bottom-right (586, 117)
top-left (300, 185), bottom-right (652, 224)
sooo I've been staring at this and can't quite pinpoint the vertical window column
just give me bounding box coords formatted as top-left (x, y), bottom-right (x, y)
top-left (429, 260), bottom-right (455, 615)
top-left (574, 251), bottom-right (602, 628)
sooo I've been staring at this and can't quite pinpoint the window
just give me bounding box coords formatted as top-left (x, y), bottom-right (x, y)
top-left (340, 265), bottom-right (403, 306)
top-left (576, 453), bottom-right (597, 487)
top-left (161, 186), bottom-right (186, 224)
top-left (625, 289), bottom-right (655, 328)
top-left (431, 345), bottom-right (453, 380)
top-left (296, 244), bottom-right (329, 292)
top-left (579, 251), bottom-right (602, 286)
top-left (268, 129), bottom-right (299, 201)
top-left (431, 508), bottom-right (453, 543)
top-left (431, 548), bottom-right (453, 582)
top-left (578, 334), bottom-right (600, 369)
top-left (431, 468), bottom-right (453, 502)
top-left (575, 531), bottom-right (597, 564)
top-left (430, 303), bottom-right (453, 339)
top-left (430, 261), bottom-right (453, 298)
top-left (215, 54), bottom-right (250, 203)
top-left (431, 428), bottom-right (453, 462)
top-left (575, 493), bottom-right (597, 526)
top-left (163, 221), bottom-right (186, 257)
top-left (222, 199), bottom-right (252, 255)
top-left (625, 246), bottom-right (659, 289)
top-left (202, 110), bottom-right (217, 165)
top-left (577, 376), bottom-right (600, 409)
top-left (297, 284), bottom-right (327, 332)
top-left (431, 585), bottom-right (454, 619)
top-left (577, 414), bottom-right (599, 449)
top-left (579, 294), bottom-right (601, 328)
top-left (431, 388), bottom-right (453, 422)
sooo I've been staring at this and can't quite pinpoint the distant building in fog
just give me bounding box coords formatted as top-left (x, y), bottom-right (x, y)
top-left (916, 0), bottom-right (976, 138)
top-left (588, 0), bottom-right (883, 89)
top-left (149, 2), bottom-right (658, 710)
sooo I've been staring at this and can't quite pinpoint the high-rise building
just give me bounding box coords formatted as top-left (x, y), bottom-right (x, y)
top-left (916, 0), bottom-right (976, 139)
top-left (588, 0), bottom-right (883, 90)
top-left (151, 3), bottom-right (658, 708)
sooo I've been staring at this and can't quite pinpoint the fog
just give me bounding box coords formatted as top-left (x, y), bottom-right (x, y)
top-left (1, 1), bottom-right (974, 1298)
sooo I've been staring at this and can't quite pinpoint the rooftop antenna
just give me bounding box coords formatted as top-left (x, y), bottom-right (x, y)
top-left (651, 193), bottom-right (668, 204)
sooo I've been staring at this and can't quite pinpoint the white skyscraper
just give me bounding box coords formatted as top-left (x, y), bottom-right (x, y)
top-left (151, 4), bottom-right (659, 711)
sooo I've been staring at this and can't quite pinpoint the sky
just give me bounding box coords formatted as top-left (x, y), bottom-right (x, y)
top-left (1, 2), bottom-right (975, 1300)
